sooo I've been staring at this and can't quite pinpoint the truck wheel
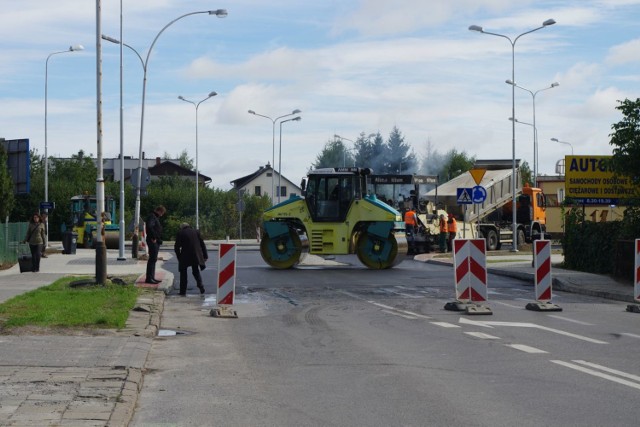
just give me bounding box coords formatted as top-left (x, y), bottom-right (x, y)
top-left (486, 230), bottom-right (498, 251)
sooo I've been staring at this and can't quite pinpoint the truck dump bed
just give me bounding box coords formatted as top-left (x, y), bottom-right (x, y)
top-left (425, 160), bottom-right (522, 222)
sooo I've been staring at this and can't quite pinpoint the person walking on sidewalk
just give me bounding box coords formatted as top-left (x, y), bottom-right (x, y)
top-left (174, 222), bottom-right (208, 296)
top-left (145, 205), bottom-right (166, 284)
top-left (23, 213), bottom-right (46, 272)
top-left (40, 212), bottom-right (48, 258)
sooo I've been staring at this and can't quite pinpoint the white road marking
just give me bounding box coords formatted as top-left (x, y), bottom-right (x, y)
top-left (505, 344), bottom-right (548, 354)
top-left (458, 318), bottom-right (608, 344)
top-left (381, 309), bottom-right (418, 319)
top-left (551, 360), bottom-right (640, 391)
top-left (620, 333), bottom-right (640, 340)
top-left (465, 332), bottom-right (501, 339)
top-left (337, 291), bottom-right (431, 319)
top-left (547, 315), bottom-right (594, 326)
top-left (491, 300), bottom-right (523, 309)
top-left (431, 322), bottom-right (460, 328)
top-left (572, 360), bottom-right (640, 383)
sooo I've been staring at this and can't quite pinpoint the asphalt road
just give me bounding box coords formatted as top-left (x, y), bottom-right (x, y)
top-left (131, 251), bottom-right (640, 427)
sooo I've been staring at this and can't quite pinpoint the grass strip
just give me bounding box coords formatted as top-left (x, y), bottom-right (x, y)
top-left (0, 276), bottom-right (140, 330)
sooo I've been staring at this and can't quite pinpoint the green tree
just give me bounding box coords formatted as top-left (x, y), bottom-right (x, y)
top-left (0, 144), bottom-right (15, 219)
top-left (312, 139), bottom-right (352, 169)
top-left (163, 149), bottom-right (194, 170)
top-left (609, 98), bottom-right (640, 188)
top-left (438, 149), bottom-right (475, 181)
top-left (386, 126), bottom-right (417, 174)
top-left (520, 160), bottom-right (533, 186)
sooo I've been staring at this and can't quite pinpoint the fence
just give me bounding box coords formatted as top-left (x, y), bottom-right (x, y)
top-left (0, 222), bottom-right (28, 265)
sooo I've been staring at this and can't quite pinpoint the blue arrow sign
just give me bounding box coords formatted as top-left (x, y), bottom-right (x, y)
top-left (471, 185), bottom-right (487, 204)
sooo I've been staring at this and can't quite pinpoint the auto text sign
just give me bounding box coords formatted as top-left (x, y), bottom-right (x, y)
top-left (565, 155), bottom-right (637, 203)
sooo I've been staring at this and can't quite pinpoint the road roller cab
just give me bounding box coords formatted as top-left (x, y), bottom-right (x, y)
top-left (260, 167), bottom-right (407, 269)
top-left (70, 195), bottom-right (120, 249)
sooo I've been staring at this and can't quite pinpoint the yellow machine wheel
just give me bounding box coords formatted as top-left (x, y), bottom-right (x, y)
top-left (356, 232), bottom-right (407, 269)
top-left (260, 227), bottom-right (303, 269)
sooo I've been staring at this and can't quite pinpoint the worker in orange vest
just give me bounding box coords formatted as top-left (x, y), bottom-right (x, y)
top-left (438, 213), bottom-right (448, 253)
top-left (404, 208), bottom-right (419, 253)
top-left (447, 213), bottom-right (457, 252)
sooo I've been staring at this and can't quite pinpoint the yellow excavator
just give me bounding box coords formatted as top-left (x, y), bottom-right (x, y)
top-left (260, 167), bottom-right (407, 269)
top-left (70, 194), bottom-right (120, 249)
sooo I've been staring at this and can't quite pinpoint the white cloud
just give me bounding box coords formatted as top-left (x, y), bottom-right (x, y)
top-left (606, 39), bottom-right (640, 65)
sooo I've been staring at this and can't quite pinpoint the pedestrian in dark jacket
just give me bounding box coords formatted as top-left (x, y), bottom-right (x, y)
top-left (145, 205), bottom-right (166, 284)
top-left (24, 213), bottom-right (46, 272)
top-left (174, 222), bottom-right (208, 296)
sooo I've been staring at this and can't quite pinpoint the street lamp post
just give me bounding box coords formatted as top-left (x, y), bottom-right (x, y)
top-left (248, 109), bottom-right (301, 205)
top-left (551, 138), bottom-right (574, 155)
top-left (178, 92), bottom-right (217, 230)
top-left (507, 80), bottom-right (559, 185)
top-left (278, 116), bottom-right (302, 204)
top-left (44, 44), bottom-right (83, 243)
top-left (102, 34), bottom-right (145, 260)
top-left (469, 18), bottom-right (556, 251)
top-left (106, 9), bottom-right (227, 258)
top-left (334, 134), bottom-right (355, 167)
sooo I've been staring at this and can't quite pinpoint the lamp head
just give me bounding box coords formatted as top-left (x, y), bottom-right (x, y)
top-left (209, 9), bottom-right (228, 17)
top-left (543, 19), bottom-right (556, 26)
top-left (334, 134), bottom-right (341, 139)
top-left (468, 25), bottom-right (483, 32)
top-left (551, 138), bottom-right (559, 142)
top-left (178, 96), bottom-right (185, 100)
top-left (101, 35), bottom-right (120, 44)
top-left (551, 82), bottom-right (559, 88)
top-left (291, 116), bottom-right (301, 122)
top-left (506, 79), bottom-right (515, 85)
top-left (292, 109), bottom-right (301, 114)
top-left (208, 91), bottom-right (218, 97)
top-left (70, 45), bottom-right (84, 51)
top-left (248, 110), bottom-right (256, 114)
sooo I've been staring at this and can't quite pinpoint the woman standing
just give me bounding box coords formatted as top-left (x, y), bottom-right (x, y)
top-left (24, 213), bottom-right (46, 272)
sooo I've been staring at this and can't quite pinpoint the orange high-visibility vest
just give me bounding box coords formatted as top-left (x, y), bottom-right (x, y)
top-left (405, 210), bottom-right (417, 226)
top-left (448, 217), bottom-right (457, 233)
top-left (439, 216), bottom-right (448, 233)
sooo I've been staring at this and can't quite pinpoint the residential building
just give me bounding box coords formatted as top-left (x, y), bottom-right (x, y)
top-left (230, 163), bottom-right (302, 202)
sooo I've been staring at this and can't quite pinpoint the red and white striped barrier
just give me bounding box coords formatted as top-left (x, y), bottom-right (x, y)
top-left (453, 239), bottom-right (487, 303)
top-left (635, 239), bottom-right (640, 303)
top-left (216, 243), bottom-right (237, 305)
top-left (534, 240), bottom-right (552, 302)
top-left (526, 240), bottom-right (562, 312)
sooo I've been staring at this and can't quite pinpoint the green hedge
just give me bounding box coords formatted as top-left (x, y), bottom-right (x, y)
top-left (562, 205), bottom-right (640, 274)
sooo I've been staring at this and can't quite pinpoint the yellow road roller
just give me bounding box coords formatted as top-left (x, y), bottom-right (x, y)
top-left (260, 167), bottom-right (407, 269)
top-left (70, 194), bottom-right (120, 249)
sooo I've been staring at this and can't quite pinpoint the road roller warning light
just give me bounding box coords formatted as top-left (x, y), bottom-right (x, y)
top-left (260, 167), bottom-right (408, 270)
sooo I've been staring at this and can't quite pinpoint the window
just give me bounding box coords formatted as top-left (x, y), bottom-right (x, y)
top-left (255, 186), bottom-right (261, 196)
top-left (279, 186), bottom-right (287, 197)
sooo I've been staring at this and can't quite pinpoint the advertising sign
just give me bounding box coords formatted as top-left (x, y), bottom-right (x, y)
top-left (565, 155), bottom-right (637, 204)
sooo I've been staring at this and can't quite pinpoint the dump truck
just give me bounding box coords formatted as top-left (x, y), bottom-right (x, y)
top-left (424, 159), bottom-right (547, 250)
top-left (260, 167), bottom-right (407, 269)
top-left (70, 194), bottom-right (120, 249)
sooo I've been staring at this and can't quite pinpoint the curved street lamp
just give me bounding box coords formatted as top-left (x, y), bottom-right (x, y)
top-left (507, 80), bottom-right (559, 185)
top-left (278, 116), bottom-right (302, 204)
top-left (178, 91), bottom-right (217, 230)
top-left (551, 138), bottom-right (574, 155)
top-left (102, 34), bottom-right (145, 260)
top-left (469, 18), bottom-right (556, 251)
top-left (248, 109), bottom-right (301, 205)
top-left (44, 44), bottom-right (84, 243)
top-left (106, 9), bottom-right (227, 257)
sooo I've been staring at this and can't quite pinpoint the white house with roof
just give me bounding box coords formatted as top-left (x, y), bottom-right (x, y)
top-left (230, 163), bottom-right (302, 203)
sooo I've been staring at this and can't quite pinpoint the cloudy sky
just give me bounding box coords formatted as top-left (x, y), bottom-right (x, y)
top-left (1, 0), bottom-right (639, 191)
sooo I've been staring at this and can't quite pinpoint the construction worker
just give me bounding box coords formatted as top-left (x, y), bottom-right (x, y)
top-left (447, 213), bottom-right (457, 252)
top-left (404, 208), bottom-right (418, 253)
top-left (438, 213), bottom-right (448, 253)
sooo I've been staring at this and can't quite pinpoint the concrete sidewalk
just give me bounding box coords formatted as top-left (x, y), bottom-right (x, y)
top-left (0, 244), bottom-right (636, 426)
